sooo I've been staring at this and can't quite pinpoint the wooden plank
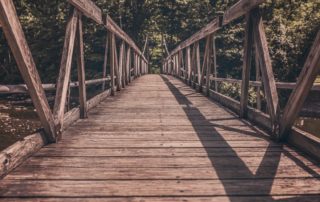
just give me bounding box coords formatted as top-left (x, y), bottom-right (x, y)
top-left (102, 32), bottom-right (109, 91)
top-left (0, 178), bottom-right (319, 197)
top-left (0, 133), bottom-right (45, 179)
top-left (252, 9), bottom-right (279, 133)
top-left (195, 42), bottom-right (201, 85)
top-left (240, 12), bottom-right (254, 118)
top-left (53, 10), bottom-right (79, 127)
top-left (1, 196), bottom-right (320, 202)
top-left (110, 33), bottom-right (116, 95)
top-left (76, 13), bottom-right (87, 119)
top-left (125, 47), bottom-right (130, 84)
top-left (8, 164), bottom-right (318, 180)
top-left (118, 41), bottom-right (125, 88)
top-left (200, 36), bottom-right (211, 88)
top-left (67, 0), bottom-right (102, 24)
top-left (212, 35), bottom-right (218, 92)
top-left (223, 0), bottom-right (265, 25)
top-left (0, 0), bottom-right (57, 142)
top-left (279, 31), bottom-right (320, 140)
top-left (186, 47), bottom-right (191, 83)
top-left (205, 35), bottom-right (214, 95)
top-left (166, 0), bottom-right (266, 58)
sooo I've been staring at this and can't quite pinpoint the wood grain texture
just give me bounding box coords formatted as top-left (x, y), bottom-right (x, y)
top-left (252, 9), bottom-right (279, 133)
top-left (54, 10), bottom-right (79, 127)
top-left (0, 0), bottom-right (57, 142)
top-left (76, 13), bottom-right (87, 119)
top-left (0, 75), bottom-right (319, 201)
top-left (240, 12), bottom-right (254, 118)
top-left (68, 0), bottom-right (102, 24)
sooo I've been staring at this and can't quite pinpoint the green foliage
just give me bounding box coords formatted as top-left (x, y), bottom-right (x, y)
top-left (0, 0), bottom-right (319, 85)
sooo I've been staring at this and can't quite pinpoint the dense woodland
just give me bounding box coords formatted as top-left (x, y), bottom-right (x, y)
top-left (0, 0), bottom-right (319, 87)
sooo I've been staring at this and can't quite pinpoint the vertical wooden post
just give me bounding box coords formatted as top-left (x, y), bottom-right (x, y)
top-left (240, 12), bottom-right (254, 118)
top-left (279, 31), bottom-right (320, 140)
top-left (0, 0), bottom-right (57, 142)
top-left (125, 47), bottom-right (131, 85)
top-left (206, 35), bottom-right (214, 95)
top-left (110, 33), bottom-right (116, 95)
top-left (252, 9), bottom-right (279, 134)
top-left (195, 42), bottom-right (201, 85)
top-left (102, 31), bottom-right (109, 91)
top-left (186, 47), bottom-right (191, 84)
top-left (201, 36), bottom-right (211, 89)
top-left (76, 13), bottom-right (87, 119)
top-left (54, 10), bottom-right (78, 129)
top-left (118, 41), bottom-right (125, 88)
top-left (113, 37), bottom-right (121, 91)
top-left (191, 45), bottom-right (197, 85)
top-left (255, 43), bottom-right (262, 110)
top-left (213, 34), bottom-right (218, 92)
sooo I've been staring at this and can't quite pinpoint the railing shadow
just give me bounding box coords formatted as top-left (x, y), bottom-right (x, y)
top-left (161, 75), bottom-right (319, 201)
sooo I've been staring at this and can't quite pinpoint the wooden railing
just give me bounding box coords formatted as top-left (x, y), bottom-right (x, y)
top-left (0, 0), bottom-right (148, 178)
top-left (162, 0), bottom-right (320, 157)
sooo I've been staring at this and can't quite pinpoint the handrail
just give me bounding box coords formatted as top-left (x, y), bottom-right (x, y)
top-left (0, 77), bottom-right (111, 94)
top-left (0, 0), bottom-right (149, 178)
top-left (0, 0), bottom-right (149, 140)
top-left (166, 0), bottom-right (265, 59)
top-left (162, 0), bottom-right (320, 148)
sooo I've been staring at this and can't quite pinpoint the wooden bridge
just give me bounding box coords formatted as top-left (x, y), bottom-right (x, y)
top-left (0, 0), bottom-right (319, 201)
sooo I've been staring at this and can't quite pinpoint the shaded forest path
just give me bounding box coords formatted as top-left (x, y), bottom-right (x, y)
top-left (0, 75), bottom-right (319, 201)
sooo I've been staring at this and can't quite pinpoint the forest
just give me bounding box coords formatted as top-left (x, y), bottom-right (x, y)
top-left (0, 0), bottom-right (319, 85)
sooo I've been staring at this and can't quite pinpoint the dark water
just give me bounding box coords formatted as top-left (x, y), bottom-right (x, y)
top-left (0, 100), bottom-right (41, 151)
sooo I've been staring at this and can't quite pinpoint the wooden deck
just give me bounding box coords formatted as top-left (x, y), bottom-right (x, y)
top-left (0, 74), bottom-right (319, 201)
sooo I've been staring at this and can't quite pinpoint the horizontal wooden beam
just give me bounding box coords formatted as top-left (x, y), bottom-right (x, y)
top-left (68, 0), bottom-right (102, 24)
top-left (166, 0), bottom-right (266, 59)
top-left (105, 15), bottom-right (147, 63)
top-left (209, 76), bottom-right (320, 91)
top-left (0, 132), bottom-right (46, 179)
top-left (223, 0), bottom-right (265, 25)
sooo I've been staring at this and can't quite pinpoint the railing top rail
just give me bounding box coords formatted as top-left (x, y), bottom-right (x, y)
top-left (166, 0), bottom-right (266, 60)
top-left (68, 0), bottom-right (147, 62)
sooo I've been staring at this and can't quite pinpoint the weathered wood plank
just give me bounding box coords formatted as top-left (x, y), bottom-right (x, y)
top-left (0, 178), bottom-right (319, 197)
top-left (0, 133), bottom-right (46, 179)
top-left (252, 9), bottom-right (279, 133)
top-left (223, 0), bottom-right (265, 25)
top-left (53, 10), bottom-right (79, 127)
top-left (102, 32), bottom-right (109, 91)
top-left (0, 0), bottom-right (57, 142)
top-left (240, 12), bottom-right (254, 118)
top-left (76, 13), bottom-right (87, 119)
top-left (67, 0), bottom-right (102, 24)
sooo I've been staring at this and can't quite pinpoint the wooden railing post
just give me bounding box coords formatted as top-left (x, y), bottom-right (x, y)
top-left (125, 47), bottom-right (131, 85)
top-left (118, 41), bottom-right (125, 88)
top-left (255, 43), bottom-right (262, 110)
top-left (0, 0), bottom-right (57, 142)
top-left (240, 11), bottom-right (254, 118)
top-left (252, 9), bottom-right (279, 136)
top-left (279, 31), bottom-right (320, 140)
top-left (186, 47), bottom-right (192, 84)
top-left (102, 31), bottom-right (109, 91)
top-left (206, 34), bottom-right (214, 95)
top-left (212, 35), bottom-right (218, 92)
top-left (195, 42), bottom-right (201, 86)
top-left (76, 13), bottom-right (87, 119)
top-left (110, 32), bottom-right (116, 95)
top-left (54, 9), bottom-right (79, 130)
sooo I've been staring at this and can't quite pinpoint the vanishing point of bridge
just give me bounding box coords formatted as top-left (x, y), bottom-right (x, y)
top-left (0, 0), bottom-right (320, 201)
